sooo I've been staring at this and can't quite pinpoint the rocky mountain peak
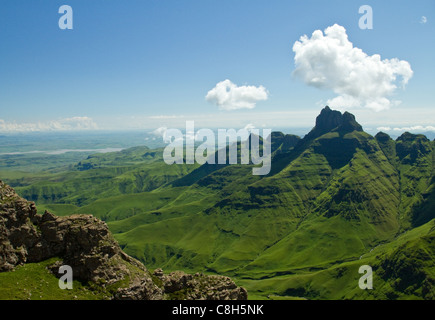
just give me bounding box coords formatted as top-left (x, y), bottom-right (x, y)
top-left (305, 106), bottom-right (363, 140)
top-left (375, 131), bottom-right (392, 142)
top-left (396, 132), bottom-right (432, 164)
top-left (340, 111), bottom-right (363, 133)
top-left (397, 131), bottom-right (430, 143)
top-left (315, 106), bottom-right (343, 132)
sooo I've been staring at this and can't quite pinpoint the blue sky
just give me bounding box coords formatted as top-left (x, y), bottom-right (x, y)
top-left (0, 0), bottom-right (434, 133)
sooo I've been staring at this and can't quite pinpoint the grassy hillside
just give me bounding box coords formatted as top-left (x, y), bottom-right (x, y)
top-left (239, 218), bottom-right (435, 300)
top-left (0, 258), bottom-right (110, 300)
top-left (7, 147), bottom-right (199, 206)
top-left (2, 108), bottom-right (434, 299)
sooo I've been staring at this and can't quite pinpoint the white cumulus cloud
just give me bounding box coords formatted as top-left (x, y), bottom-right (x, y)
top-left (0, 117), bottom-right (98, 133)
top-left (206, 79), bottom-right (268, 111)
top-left (292, 24), bottom-right (413, 112)
top-left (420, 16), bottom-right (427, 24)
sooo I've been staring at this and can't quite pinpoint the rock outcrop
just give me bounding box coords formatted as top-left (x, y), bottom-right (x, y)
top-left (115, 269), bottom-right (247, 300)
top-left (159, 270), bottom-right (248, 300)
top-left (0, 180), bottom-right (247, 300)
top-left (305, 106), bottom-right (363, 141)
top-left (0, 180), bottom-right (39, 271)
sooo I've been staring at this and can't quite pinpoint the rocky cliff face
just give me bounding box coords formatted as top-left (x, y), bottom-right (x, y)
top-left (0, 180), bottom-right (39, 271)
top-left (304, 106), bottom-right (363, 141)
top-left (0, 180), bottom-right (247, 300)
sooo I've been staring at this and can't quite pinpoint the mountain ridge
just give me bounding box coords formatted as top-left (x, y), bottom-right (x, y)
top-left (1, 106), bottom-right (434, 299)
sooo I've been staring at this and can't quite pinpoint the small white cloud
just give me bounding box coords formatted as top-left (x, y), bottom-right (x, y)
top-left (0, 117), bottom-right (98, 133)
top-left (149, 115), bottom-right (184, 119)
top-left (292, 24), bottom-right (413, 112)
top-left (151, 126), bottom-right (167, 137)
top-left (206, 79), bottom-right (268, 111)
top-left (377, 125), bottom-right (435, 132)
top-left (420, 16), bottom-right (427, 24)
top-left (377, 126), bottom-right (392, 132)
top-left (60, 117), bottom-right (98, 130)
top-left (243, 123), bottom-right (256, 132)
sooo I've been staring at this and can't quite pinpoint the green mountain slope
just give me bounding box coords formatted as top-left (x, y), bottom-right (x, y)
top-left (3, 106), bottom-right (434, 299)
top-left (10, 147), bottom-right (199, 206)
top-left (107, 107), bottom-right (434, 298)
top-left (239, 218), bottom-right (435, 300)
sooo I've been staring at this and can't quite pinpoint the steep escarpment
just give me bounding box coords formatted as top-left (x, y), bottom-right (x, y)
top-left (0, 180), bottom-right (247, 300)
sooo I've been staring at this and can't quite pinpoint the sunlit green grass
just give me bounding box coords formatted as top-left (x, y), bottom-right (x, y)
top-left (0, 258), bottom-right (108, 300)
top-left (1, 130), bottom-right (434, 300)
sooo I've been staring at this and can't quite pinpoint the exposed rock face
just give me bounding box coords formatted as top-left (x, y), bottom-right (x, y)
top-left (340, 111), bottom-right (363, 133)
top-left (159, 271), bottom-right (248, 300)
top-left (0, 180), bottom-right (39, 271)
top-left (0, 180), bottom-right (247, 300)
top-left (396, 132), bottom-right (432, 164)
top-left (36, 212), bottom-right (152, 287)
top-left (315, 106), bottom-right (343, 133)
top-left (271, 132), bottom-right (301, 152)
top-left (115, 269), bottom-right (248, 300)
top-left (114, 276), bottom-right (164, 300)
top-left (375, 131), bottom-right (392, 143)
top-left (305, 106), bottom-right (363, 141)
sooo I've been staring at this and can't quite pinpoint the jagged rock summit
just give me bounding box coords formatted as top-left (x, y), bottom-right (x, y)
top-left (305, 106), bottom-right (363, 140)
top-left (0, 180), bottom-right (247, 300)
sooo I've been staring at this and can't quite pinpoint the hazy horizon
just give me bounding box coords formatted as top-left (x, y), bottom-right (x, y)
top-left (1, 1), bottom-right (434, 137)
